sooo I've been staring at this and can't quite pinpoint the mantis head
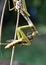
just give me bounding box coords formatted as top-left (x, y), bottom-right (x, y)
top-left (32, 31), bottom-right (39, 37)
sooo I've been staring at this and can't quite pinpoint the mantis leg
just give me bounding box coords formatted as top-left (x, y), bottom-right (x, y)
top-left (18, 28), bottom-right (31, 46)
top-left (18, 25), bottom-right (38, 38)
top-left (18, 25), bottom-right (34, 30)
top-left (22, 8), bottom-right (30, 17)
top-left (20, 10), bottom-right (37, 31)
top-left (8, 0), bottom-right (16, 11)
top-left (16, 28), bottom-right (21, 39)
top-left (21, 0), bottom-right (30, 17)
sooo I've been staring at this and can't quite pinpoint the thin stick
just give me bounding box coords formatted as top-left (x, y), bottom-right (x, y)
top-left (0, 0), bottom-right (7, 43)
top-left (10, 9), bottom-right (20, 65)
top-left (0, 42), bottom-right (9, 45)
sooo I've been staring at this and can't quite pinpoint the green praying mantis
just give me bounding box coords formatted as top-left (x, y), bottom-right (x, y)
top-left (5, 0), bottom-right (39, 48)
top-left (5, 25), bottom-right (38, 48)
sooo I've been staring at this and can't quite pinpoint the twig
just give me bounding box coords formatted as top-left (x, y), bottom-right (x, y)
top-left (0, 0), bottom-right (7, 43)
top-left (0, 43), bottom-right (8, 45)
top-left (10, 9), bottom-right (20, 65)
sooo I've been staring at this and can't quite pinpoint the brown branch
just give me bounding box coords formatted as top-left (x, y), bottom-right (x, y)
top-left (0, 0), bottom-right (7, 43)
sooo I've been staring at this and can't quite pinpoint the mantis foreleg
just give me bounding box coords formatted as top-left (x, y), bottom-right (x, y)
top-left (20, 10), bottom-right (36, 31)
top-left (18, 28), bottom-right (31, 46)
top-left (8, 0), bottom-right (16, 11)
top-left (17, 25), bottom-right (38, 38)
top-left (16, 29), bottom-right (21, 39)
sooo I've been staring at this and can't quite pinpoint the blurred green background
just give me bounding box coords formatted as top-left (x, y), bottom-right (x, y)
top-left (0, 0), bottom-right (46, 65)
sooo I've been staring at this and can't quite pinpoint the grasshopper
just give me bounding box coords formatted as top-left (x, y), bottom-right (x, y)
top-left (5, 0), bottom-right (38, 48)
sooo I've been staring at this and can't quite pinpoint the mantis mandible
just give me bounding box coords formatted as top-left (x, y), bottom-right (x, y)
top-left (5, 0), bottom-right (38, 48)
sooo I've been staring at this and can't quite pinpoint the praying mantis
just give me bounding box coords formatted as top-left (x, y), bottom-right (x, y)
top-left (5, 0), bottom-right (39, 48)
top-left (5, 25), bottom-right (38, 48)
top-left (0, 0), bottom-right (39, 65)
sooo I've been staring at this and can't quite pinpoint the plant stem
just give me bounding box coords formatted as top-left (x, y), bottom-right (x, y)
top-left (10, 9), bottom-right (20, 65)
top-left (1, 0), bottom-right (7, 43)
